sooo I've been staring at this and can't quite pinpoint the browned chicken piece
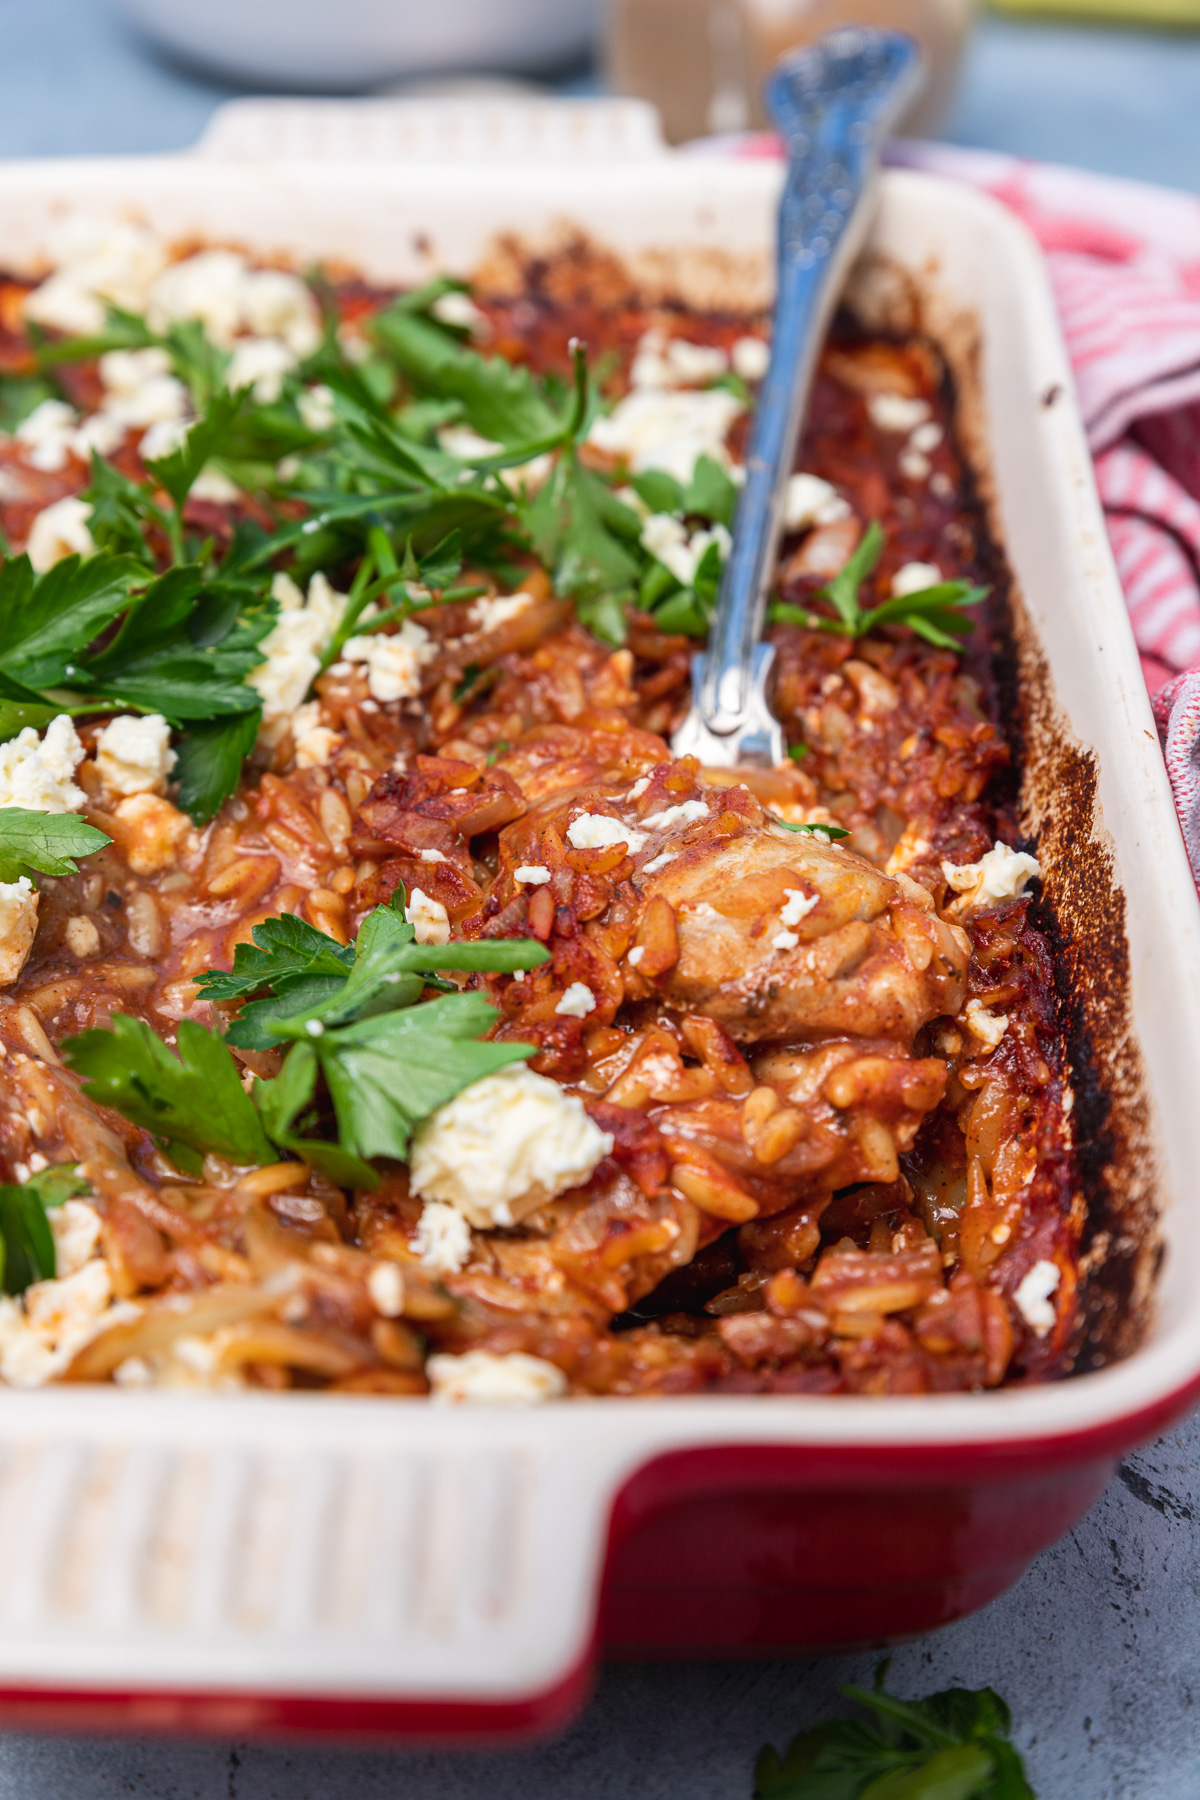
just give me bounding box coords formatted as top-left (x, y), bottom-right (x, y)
top-left (644, 826), bottom-right (970, 1045)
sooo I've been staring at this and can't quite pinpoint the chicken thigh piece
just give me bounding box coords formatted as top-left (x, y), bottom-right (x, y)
top-left (644, 825), bottom-right (969, 1045)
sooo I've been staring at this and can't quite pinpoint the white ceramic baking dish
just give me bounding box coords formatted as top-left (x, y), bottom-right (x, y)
top-left (0, 149), bottom-right (1195, 1741)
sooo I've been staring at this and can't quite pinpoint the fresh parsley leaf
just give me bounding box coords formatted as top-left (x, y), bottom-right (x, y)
top-left (314, 992), bottom-right (536, 1164)
top-left (62, 1013), bottom-right (276, 1176)
top-left (651, 537), bottom-right (725, 639)
top-left (253, 1043), bottom-right (378, 1190)
top-left (771, 818), bottom-right (850, 842)
top-left (199, 914), bottom-right (355, 1006)
top-left (753, 1668), bottom-right (1036, 1800)
top-left (685, 453), bottom-right (739, 527)
top-left (0, 372), bottom-right (59, 433)
top-left (631, 470), bottom-right (685, 516)
top-left (172, 710), bottom-right (262, 826)
top-left (769, 521), bottom-right (987, 648)
top-left (373, 304), bottom-right (568, 448)
top-left (0, 670), bottom-right (62, 741)
top-left (23, 1165), bottom-right (90, 1210)
top-left (83, 453), bottom-right (167, 565)
top-left (145, 387), bottom-right (246, 510)
top-left (0, 811), bottom-right (112, 883)
top-left (0, 551), bottom-right (141, 690)
top-left (788, 743), bottom-right (809, 762)
top-left (0, 1183), bottom-right (57, 1295)
top-left (524, 451), bottom-right (640, 645)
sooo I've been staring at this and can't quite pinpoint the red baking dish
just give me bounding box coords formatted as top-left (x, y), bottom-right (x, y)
top-left (0, 138), bottom-right (1194, 1740)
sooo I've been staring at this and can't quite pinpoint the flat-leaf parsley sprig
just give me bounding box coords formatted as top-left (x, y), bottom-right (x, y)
top-left (770, 521), bottom-right (988, 650)
top-left (64, 889), bottom-right (550, 1187)
top-left (754, 1663), bottom-right (1036, 1800)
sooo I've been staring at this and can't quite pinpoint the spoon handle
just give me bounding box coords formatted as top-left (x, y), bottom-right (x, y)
top-left (673, 29), bottom-right (922, 766)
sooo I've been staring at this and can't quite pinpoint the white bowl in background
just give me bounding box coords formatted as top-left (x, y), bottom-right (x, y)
top-left (116, 0), bottom-right (607, 89)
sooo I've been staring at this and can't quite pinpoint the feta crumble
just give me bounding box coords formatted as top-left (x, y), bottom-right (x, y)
top-left (626, 775), bottom-right (651, 801)
top-left (892, 561), bottom-right (943, 598)
top-left (64, 914), bottom-right (100, 959)
top-left (0, 1261), bottom-right (138, 1390)
top-left (732, 335), bottom-right (770, 382)
top-left (1013, 1260), bottom-right (1060, 1336)
top-left (642, 851), bottom-right (678, 875)
top-left (0, 715), bottom-right (85, 812)
top-left (50, 1199), bottom-right (103, 1277)
top-left (23, 222), bottom-right (167, 337)
top-left (366, 1262), bottom-right (405, 1319)
top-left (868, 393), bottom-right (931, 434)
top-left (25, 494), bottom-right (95, 572)
top-left (427, 1349), bottom-right (567, 1405)
top-left (430, 290), bottom-right (489, 334)
top-left (641, 799), bottom-right (710, 832)
top-left (514, 864), bottom-right (552, 886)
top-left (0, 879), bottom-right (39, 984)
top-left (555, 982), bottom-right (596, 1019)
top-left (629, 328), bottom-right (728, 390)
top-left (640, 514), bottom-right (731, 587)
top-left (910, 421), bottom-right (944, 454)
top-left (95, 713), bottom-right (176, 798)
top-left (963, 998), bottom-right (1008, 1050)
top-left (470, 591), bottom-right (534, 634)
top-left (409, 1063), bottom-right (613, 1228)
top-left (247, 569), bottom-right (348, 736)
top-left (782, 473), bottom-right (851, 534)
top-left (227, 335), bottom-right (296, 403)
top-left (340, 619), bottom-right (435, 703)
top-left (405, 887), bottom-right (450, 946)
top-left (780, 887), bottom-right (819, 927)
top-left (419, 848), bottom-right (447, 865)
top-left (589, 387), bottom-right (744, 486)
top-left (942, 842), bottom-right (1042, 911)
top-left (567, 812), bottom-right (647, 854)
top-left (297, 383), bottom-right (336, 432)
top-left (772, 929), bottom-right (800, 951)
top-left (412, 1199), bottom-right (473, 1275)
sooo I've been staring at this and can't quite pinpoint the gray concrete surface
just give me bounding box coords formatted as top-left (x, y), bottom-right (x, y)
top-left (0, 1406), bottom-right (1196, 1798)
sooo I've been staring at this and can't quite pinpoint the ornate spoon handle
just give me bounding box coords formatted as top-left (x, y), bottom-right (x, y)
top-left (672, 28), bottom-right (921, 766)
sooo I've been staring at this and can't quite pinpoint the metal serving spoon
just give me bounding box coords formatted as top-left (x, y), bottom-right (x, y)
top-left (671, 28), bottom-right (922, 767)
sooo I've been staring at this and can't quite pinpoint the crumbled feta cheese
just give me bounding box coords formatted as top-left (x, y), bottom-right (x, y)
top-left (24, 222), bottom-right (167, 336)
top-left (138, 416), bottom-right (189, 462)
top-left (340, 619), bottom-right (434, 703)
top-left (514, 864), bottom-right (552, 885)
top-left (430, 290), bottom-right (489, 334)
top-left (147, 249), bottom-right (247, 344)
top-left (626, 775), bottom-right (651, 801)
top-left (49, 1199), bottom-right (102, 1277)
top-left (555, 982), bottom-right (596, 1019)
top-left (190, 465), bottom-right (241, 505)
top-left (641, 799), bottom-right (710, 832)
top-left (94, 712), bottom-right (176, 798)
top-left (227, 335), bottom-right (296, 403)
top-left (412, 1199), bottom-right (472, 1275)
top-left (627, 945), bottom-right (645, 967)
top-left (899, 448), bottom-right (931, 483)
top-left (0, 1259), bottom-right (127, 1390)
top-left (247, 570), bottom-right (348, 735)
top-left (942, 841), bottom-right (1041, 910)
top-left (629, 329), bottom-right (729, 391)
top-left (892, 561), bottom-right (943, 598)
top-left (292, 710), bottom-right (338, 768)
top-left (419, 848), bottom-right (447, 865)
top-left (409, 1063), bottom-right (613, 1228)
top-left (868, 393), bottom-right (931, 434)
top-left (439, 424), bottom-right (503, 461)
top-left (640, 514), bottom-right (731, 587)
top-left (239, 268), bottom-right (322, 357)
top-left (367, 1262), bottom-right (405, 1318)
top-left (25, 495), bottom-right (95, 573)
top-left (405, 887), bottom-right (450, 946)
top-left (567, 812), bottom-right (647, 854)
top-left (732, 335), bottom-right (770, 382)
top-left (427, 1349), bottom-right (566, 1405)
top-left (470, 591), bottom-right (534, 634)
top-left (0, 715), bottom-right (85, 812)
top-left (589, 387), bottom-right (743, 486)
top-left (910, 421), bottom-right (943, 454)
top-left (98, 347), bottom-right (189, 430)
top-left (963, 998), bottom-right (1008, 1050)
top-left (64, 914), bottom-right (100, 960)
top-left (642, 851), bottom-right (678, 875)
top-left (783, 472), bottom-right (851, 533)
top-left (15, 399), bottom-right (81, 472)
top-left (1013, 1260), bottom-right (1060, 1336)
top-left (0, 879), bottom-right (39, 984)
top-left (297, 383), bottom-right (336, 432)
top-left (780, 887), bottom-right (819, 927)
top-left (772, 929), bottom-right (799, 951)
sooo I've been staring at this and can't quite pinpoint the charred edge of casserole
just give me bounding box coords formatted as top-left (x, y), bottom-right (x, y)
top-left (841, 261), bottom-right (1157, 1371)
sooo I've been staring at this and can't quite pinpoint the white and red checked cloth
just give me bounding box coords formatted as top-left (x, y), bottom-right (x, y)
top-left (889, 142), bottom-right (1200, 885)
top-left (719, 133), bottom-right (1200, 881)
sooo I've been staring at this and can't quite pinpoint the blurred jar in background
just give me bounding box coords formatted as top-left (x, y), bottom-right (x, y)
top-left (607, 0), bottom-right (973, 143)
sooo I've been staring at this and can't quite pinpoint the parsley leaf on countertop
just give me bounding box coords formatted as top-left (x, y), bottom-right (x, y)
top-left (0, 811), bottom-right (112, 884)
top-left (753, 1666), bottom-right (1036, 1800)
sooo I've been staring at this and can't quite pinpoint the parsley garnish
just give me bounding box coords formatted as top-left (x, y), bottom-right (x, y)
top-left (0, 1165), bottom-right (88, 1295)
top-left (65, 893), bottom-right (550, 1185)
top-left (754, 1664), bottom-right (1036, 1799)
top-left (770, 521), bottom-right (987, 649)
top-left (771, 818), bottom-right (850, 841)
top-left (0, 811), bottom-right (111, 883)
